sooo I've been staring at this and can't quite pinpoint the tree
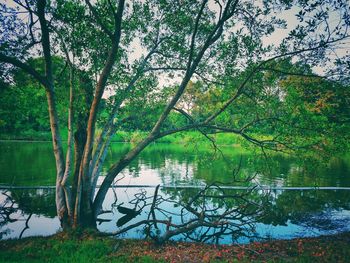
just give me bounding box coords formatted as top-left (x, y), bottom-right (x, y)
top-left (0, 0), bottom-right (349, 231)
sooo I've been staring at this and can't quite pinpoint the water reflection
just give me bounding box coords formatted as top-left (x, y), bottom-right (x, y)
top-left (1, 142), bottom-right (350, 187)
top-left (1, 142), bottom-right (349, 242)
top-left (0, 189), bottom-right (59, 239)
top-left (1, 187), bottom-right (349, 243)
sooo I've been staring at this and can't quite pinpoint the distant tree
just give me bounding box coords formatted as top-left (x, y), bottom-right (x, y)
top-left (0, 0), bottom-right (349, 231)
top-left (176, 60), bottom-right (350, 153)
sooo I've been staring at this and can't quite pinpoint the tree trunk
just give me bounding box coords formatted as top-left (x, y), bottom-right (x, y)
top-left (72, 72), bottom-right (95, 228)
top-left (46, 89), bottom-right (68, 225)
top-left (37, 0), bottom-right (70, 227)
top-left (61, 67), bottom-right (74, 226)
top-left (93, 135), bottom-right (156, 215)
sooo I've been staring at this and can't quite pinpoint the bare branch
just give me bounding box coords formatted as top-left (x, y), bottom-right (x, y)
top-left (100, 181), bottom-right (265, 244)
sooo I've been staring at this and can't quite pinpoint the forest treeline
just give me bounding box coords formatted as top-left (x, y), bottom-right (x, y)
top-left (1, 56), bottom-right (349, 154)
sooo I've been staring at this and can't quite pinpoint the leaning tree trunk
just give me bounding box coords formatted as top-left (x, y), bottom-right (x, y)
top-left (46, 88), bottom-right (69, 225)
top-left (37, 0), bottom-right (70, 226)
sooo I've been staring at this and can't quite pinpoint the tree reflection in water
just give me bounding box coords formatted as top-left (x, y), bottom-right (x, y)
top-left (105, 183), bottom-right (266, 244)
top-left (0, 189), bottom-right (58, 239)
top-left (1, 186), bottom-right (350, 243)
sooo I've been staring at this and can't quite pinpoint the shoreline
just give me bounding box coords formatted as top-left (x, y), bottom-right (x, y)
top-left (1, 231), bottom-right (349, 262)
top-left (0, 131), bottom-right (243, 145)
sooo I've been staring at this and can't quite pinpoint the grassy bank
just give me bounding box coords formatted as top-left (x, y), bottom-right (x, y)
top-left (0, 130), bottom-right (53, 141)
top-left (0, 130), bottom-right (244, 146)
top-left (110, 130), bottom-right (243, 145)
top-left (1, 232), bottom-right (349, 262)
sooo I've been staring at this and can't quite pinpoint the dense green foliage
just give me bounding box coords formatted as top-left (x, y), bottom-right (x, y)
top-left (1, 0), bottom-right (349, 152)
top-left (0, 57), bottom-right (69, 137)
top-left (1, 65), bottom-right (349, 156)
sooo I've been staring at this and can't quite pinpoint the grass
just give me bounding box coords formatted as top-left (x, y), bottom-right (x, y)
top-left (0, 231), bottom-right (349, 262)
top-left (108, 130), bottom-right (243, 146)
top-left (1, 130), bottom-right (243, 146)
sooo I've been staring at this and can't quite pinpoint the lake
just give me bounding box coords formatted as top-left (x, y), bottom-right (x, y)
top-left (1, 141), bottom-right (350, 243)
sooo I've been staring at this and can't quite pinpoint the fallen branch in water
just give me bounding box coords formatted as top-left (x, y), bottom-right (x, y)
top-left (100, 179), bottom-right (268, 244)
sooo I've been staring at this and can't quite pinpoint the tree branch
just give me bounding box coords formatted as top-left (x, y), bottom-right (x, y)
top-left (204, 36), bottom-right (350, 124)
top-left (84, 0), bottom-right (114, 39)
top-left (79, 0), bottom-right (125, 222)
top-left (0, 53), bottom-right (48, 87)
top-left (187, 0), bottom-right (208, 69)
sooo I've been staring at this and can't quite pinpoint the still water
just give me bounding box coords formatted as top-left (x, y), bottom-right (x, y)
top-left (0, 141), bottom-right (350, 243)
